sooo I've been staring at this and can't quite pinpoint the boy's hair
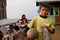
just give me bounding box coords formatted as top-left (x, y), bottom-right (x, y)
top-left (39, 3), bottom-right (50, 10)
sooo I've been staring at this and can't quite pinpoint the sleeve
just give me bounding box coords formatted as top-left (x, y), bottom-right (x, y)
top-left (27, 19), bottom-right (34, 28)
top-left (17, 19), bottom-right (21, 23)
top-left (18, 19), bottom-right (23, 24)
top-left (50, 22), bottom-right (55, 29)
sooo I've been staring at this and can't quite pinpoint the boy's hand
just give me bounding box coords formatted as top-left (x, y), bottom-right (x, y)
top-left (40, 23), bottom-right (47, 29)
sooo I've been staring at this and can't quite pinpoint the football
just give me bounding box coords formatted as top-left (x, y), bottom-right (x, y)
top-left (27, 28), bottom-right (38, 40)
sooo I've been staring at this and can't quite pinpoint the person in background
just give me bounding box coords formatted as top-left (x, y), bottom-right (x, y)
top-left (27, 3), bottom-right (55, 40)
top-left (18, 14), bottom-right (28, 27)
top-left (18, 14), bottom-right (29, 36)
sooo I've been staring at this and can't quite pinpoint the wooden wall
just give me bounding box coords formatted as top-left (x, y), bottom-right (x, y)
top-left (55, 7), bottom-right (60, 24)
top-left (0, 0), bottom-right (7, 20)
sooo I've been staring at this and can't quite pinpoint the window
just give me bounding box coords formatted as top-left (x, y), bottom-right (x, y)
top-left (36, 2), bottom-right (40, 6)
top-left (55, 7), bottom-right (58, 16)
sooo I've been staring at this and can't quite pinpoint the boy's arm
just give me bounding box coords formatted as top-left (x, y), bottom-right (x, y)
top-left (46, 23), bottom-right (55, 34)
top-left (46, 27), bottom-right (55, 34)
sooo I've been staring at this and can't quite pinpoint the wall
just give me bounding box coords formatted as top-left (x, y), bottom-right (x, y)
top-left (0, 0), bottom-right (7, 19)
top-left (6, 0), bottom-right (38, 19)
top-left (55, 7), bottom-right (60, 24)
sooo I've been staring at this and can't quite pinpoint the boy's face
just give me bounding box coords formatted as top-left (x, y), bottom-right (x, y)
top-left (40, 6), bottom-right (49, 16)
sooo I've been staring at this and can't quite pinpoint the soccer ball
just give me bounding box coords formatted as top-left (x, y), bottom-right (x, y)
top-left (27, 28), bottom-right (38, 40)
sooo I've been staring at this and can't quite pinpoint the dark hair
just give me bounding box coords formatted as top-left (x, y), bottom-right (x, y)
top-left (22, 14), bottom-right (25, 17)
top-left (22, 14), bottom-right (26, 19)
top-left (39, 3), bottom-right (50, 10)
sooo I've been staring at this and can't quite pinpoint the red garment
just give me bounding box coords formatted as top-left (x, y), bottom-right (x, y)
top-left (18, 18), bottom-right (28, 24)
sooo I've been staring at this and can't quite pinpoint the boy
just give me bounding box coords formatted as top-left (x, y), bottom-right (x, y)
top-left (28, 3), bottom-right (55, 40)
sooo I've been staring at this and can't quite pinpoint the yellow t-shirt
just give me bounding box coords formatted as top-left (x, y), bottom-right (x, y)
top-left (28, 16), bottom-right (55, 40)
